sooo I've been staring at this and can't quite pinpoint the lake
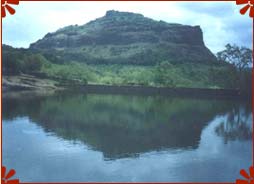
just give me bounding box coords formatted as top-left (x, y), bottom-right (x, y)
top-left (2, 91), bottom-right (253, 182)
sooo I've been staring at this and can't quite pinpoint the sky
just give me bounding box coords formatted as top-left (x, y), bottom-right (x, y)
top-left (2, 1), bottom-right (253, 54)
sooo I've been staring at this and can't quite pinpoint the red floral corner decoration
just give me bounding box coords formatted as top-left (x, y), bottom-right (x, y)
top-left (236, 0), bottom-right (254, 18)
top-left (236, 166), bottom-right (254, 184)
top-left (1, 0), bottom-right (19, 18)
top-left (2, 166), bottom-right (19, 184)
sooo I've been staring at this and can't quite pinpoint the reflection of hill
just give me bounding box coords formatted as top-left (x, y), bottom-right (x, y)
top-left (2, 92), bottom-right (248, 159)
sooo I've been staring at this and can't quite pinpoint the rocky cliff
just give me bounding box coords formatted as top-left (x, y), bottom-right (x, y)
top-left (30, 10), bottom-right (216, 65)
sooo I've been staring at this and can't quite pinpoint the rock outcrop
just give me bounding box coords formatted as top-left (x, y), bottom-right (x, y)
top-left (30, 10), bottom-right (216, 65)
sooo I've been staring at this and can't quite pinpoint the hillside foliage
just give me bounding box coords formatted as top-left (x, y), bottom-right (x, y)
top-left (2, 44), bottom-right (251, 91)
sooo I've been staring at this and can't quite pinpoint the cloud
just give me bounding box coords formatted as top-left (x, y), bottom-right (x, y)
top-left (2, 1), bottom-right (252, 53)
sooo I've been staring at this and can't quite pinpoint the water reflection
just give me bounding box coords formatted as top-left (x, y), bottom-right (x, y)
top-left (2, 92), bottom-right (252, 160)
top-left (3, 92), bottom-right (253, 181)
top-left (215, 107), bottom-right (252, 142)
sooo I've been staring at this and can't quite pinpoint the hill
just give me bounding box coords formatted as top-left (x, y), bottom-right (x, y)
top-left (2, 10), bottom-right (246, 90)
top-left (30, 10), bottom-right (216, 65)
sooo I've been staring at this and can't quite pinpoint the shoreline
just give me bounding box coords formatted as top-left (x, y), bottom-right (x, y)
top-left (74, 84), bottom-right (244, 99)
top-left (3, 74), bottom-right (249, 100)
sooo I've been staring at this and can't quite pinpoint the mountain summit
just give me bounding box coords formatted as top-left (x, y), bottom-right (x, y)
top-left (30, 10), bottom-right (216, 65)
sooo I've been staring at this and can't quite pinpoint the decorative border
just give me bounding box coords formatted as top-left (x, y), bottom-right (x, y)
top-left (1, 1), bottom-right (253, 184)
top-left (236, 0), bottom-right (254, 17)
top-left (236, 166), bottom-right (254, 184)
top-left (1, 0), bottom-right (254, 18)
top-left (1, 166), bottom-right (19, 184)
top-left (1, 0), bottom-right (19, 18)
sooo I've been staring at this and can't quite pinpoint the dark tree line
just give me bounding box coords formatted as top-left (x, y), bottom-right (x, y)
top-left (2, 45), bottom-right (47, 75)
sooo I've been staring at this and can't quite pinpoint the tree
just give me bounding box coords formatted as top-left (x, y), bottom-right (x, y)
top-left (2, 52), bottom-right (23, 74)
top-left (2, 45), bottom-right (47, 74)
top-left (154, 61), bottom-right (175, 87)
top-left (217, 44), bottom-right (252, 72)
top-left (217, 44), bottom-right (252, 95)
top-left (22, 54), bottom-right (45, 72)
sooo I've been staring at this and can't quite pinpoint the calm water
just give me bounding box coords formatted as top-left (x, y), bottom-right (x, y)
top-left (2, 92), bottom-right (253, 182)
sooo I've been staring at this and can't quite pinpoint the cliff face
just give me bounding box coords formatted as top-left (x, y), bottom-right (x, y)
top-left (30, 10), bottom-right (216, 65)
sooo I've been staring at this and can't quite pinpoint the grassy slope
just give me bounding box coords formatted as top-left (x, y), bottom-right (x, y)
top-left (41, 61), bottom-right (238, 89)
top-left (2, 45), bottom-right (240, 90)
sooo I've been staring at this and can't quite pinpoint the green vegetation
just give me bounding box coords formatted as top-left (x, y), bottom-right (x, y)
top-left (2, 43), bottom-right (251, 90)
top-left (2, 45), bottom-right (47, 74)
top-left (41, 61), bottom-right (238, 88)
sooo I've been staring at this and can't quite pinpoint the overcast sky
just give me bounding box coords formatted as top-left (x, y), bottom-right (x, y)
top-left (2, 1), bottom-right (253, 53)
